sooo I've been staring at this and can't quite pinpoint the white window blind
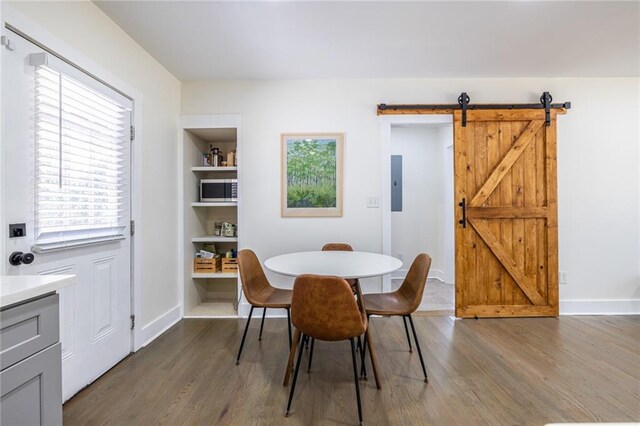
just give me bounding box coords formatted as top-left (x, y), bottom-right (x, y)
top-left (33, 61), bottom-right (131, 252)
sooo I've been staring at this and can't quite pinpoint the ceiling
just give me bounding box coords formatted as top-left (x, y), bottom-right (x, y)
top-left (95, 1), bottom-right (640, 81)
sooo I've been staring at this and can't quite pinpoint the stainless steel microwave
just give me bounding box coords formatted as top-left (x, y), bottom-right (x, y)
top-left (200, 179), bottom-right (238, 202)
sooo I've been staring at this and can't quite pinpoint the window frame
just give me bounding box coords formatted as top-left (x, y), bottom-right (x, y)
top-left (30, 52), bottom-right (133, 253)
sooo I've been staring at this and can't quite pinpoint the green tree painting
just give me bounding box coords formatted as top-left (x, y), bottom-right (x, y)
top-left (286, 138), bottom-right (337, 208)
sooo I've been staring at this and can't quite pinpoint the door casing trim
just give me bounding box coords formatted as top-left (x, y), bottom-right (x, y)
top-left (379, 114), bottom-right (453, 293)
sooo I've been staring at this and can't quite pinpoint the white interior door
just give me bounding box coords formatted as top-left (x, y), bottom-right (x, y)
top-left (2, 28), bottom-right (132, 401)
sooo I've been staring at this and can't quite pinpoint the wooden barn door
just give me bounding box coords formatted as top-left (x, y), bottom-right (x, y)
top-left (454, 109), bottom-right (560, 317)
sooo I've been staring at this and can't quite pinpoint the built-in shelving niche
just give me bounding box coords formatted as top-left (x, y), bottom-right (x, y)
top-left (181, 120), bottom-right (241, 318)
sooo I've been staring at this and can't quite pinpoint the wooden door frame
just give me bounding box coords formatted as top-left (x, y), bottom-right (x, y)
top-left (379, 114), bottom-right (452, 293)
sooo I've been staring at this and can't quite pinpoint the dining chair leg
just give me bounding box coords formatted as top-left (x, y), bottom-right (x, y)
top-left (258, 308), bottom-right (267, 341)
top-left (357, 335), bottom-right (362, 352)
top-left (402, 316), bottom-right (413, 353)
top-left (285, 333), bottom-right (306, 417)
top-left (350, 338), bottom-right (364, 425)
top-left (307, 337), bottom-right (315, 372)
top-left (365, 326), bottom-right (381, 390)
top-left (407, 314), bottom-right (428, 383)
top-left (236, 305), bottom-right (254, 365)
top-left (360, 332), bottom-right (368, 380)
top-left (283, 328), bottom-right (301, 386)
top-left (286, 308), bottom-right (292, 348)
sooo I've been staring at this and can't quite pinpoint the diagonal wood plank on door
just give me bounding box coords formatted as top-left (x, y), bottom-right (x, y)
top-left (469, 218), bottom-right (545, 306)
top-left (469, 120), bottom-right (544, 207)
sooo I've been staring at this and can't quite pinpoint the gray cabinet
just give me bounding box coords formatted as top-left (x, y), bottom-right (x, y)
top-left (1, 343), bottom-right (62, 425)
top-left (0, 293), bottom-right (62, 426)
top-left (1, 294), bottom-right (59, 370)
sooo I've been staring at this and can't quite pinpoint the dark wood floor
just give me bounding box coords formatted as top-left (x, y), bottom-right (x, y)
top-left (63, 315), bottom-right (640, 425)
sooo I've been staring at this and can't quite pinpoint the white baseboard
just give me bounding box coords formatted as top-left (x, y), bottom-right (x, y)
top-left (559, 299), bottom-right (640, 315)
top-left (237, 303), bottom-right (288, 318)
top-left (140, 304), bottom-right (182, 347)
top-left (392, 268), bottom-right (453, 284)
top-left (236, 298), bottom-right (640, 318)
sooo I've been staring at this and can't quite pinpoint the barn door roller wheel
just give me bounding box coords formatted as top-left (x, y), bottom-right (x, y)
top-left (540, 92), bottom-right (553, 126)
top-left (458, 93), bottom-right (470, 127)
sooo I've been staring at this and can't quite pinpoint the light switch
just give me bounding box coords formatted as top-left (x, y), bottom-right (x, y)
top-left (366, 196), bottom-right (380, 208)
top-left (559, 271), bottom-right (568, 285)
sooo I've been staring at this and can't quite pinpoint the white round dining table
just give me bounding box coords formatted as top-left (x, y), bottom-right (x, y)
top-left (264, 251), bottom-right (402, 279)
top-left (269, 250), bottom-right (399, 389)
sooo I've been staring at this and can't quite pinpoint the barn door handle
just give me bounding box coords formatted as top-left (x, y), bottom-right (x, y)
top-left (458, 198), bottom-right (467, 228)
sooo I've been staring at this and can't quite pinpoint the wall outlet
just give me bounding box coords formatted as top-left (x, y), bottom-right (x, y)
top-left (366, 196), bottom-right (380, 208)
top-left (559, 271), bottom-right (568, 285)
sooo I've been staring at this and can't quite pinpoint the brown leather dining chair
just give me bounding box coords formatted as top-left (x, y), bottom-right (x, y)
top-left (285, 274), bottom-right (368, 425)
top-left (303, 243), bottom-right (361, 364)
top-left (236, 249), bottom-right (292, 365)
top-left (321, 243), bottom-right (358, 293)
top-left (361, 253), bottom-right (432, 382)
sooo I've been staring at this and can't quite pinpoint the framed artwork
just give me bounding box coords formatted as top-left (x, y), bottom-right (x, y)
top-left (281, 133), bottom-right (344, 217)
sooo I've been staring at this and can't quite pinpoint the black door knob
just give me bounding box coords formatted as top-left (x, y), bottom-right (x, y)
top-left (22, 253), bottom-right (35, 264)
top-left (9, 251), bottom-right (35, 266)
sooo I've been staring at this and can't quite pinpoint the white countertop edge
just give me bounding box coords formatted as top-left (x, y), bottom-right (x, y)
top-left (0, 275), bottom-right (76, 308)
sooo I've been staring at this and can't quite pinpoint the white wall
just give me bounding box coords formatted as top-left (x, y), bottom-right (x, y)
top-left (390, 126), bottom-right (445, 279)
top-left (182, 78), bottom-right (640, 312)
top-left (4, 1), bottom-right (182, 327)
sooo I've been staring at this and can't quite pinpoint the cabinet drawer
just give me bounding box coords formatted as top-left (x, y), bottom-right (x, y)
top-left (0, 342), bottom-right (62, 426)
top-left (1, 294), bottom-right (59, 371)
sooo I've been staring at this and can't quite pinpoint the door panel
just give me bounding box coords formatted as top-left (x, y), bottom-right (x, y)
top-left (454, 109), bottom-right (559, 317)
top-left (2, 28), bottom-right (132, 400)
